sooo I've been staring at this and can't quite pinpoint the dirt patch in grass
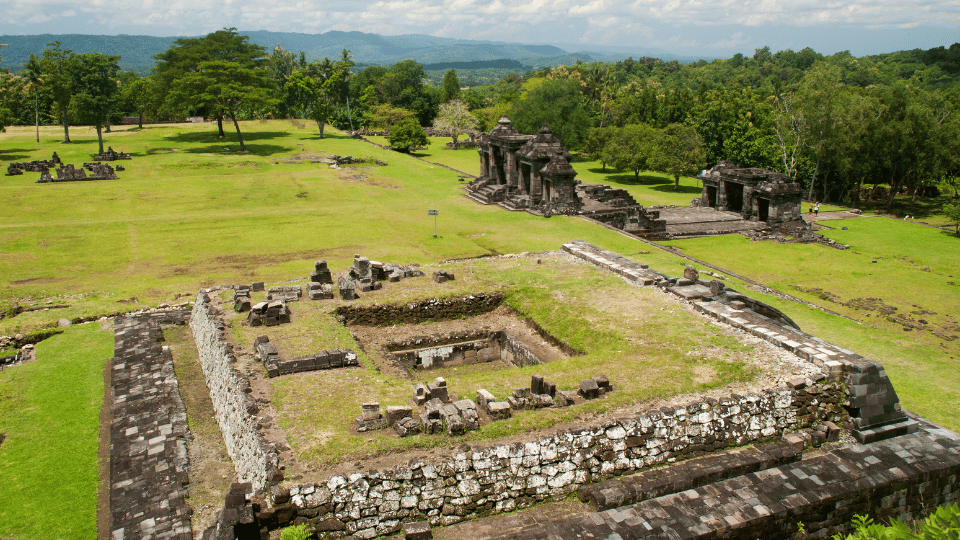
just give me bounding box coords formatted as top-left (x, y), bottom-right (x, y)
top-left (165, 325), bottom-right (235, 539)
top-left (348, 304), bottom-right (572, 380)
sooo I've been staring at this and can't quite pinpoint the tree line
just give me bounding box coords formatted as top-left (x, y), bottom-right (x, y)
top-left (1, 31), bottom-right (958, 209)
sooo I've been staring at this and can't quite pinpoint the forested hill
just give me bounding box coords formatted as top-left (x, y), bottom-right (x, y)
top-left (0, 30), bottom-right (696, 73)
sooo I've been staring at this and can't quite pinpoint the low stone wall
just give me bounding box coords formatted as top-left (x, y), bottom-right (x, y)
top-left (190, 292), bottom-right (281, 490)
top-left (259, 382), bottom-right (843, 538)
top-left (335, 293), bottom-right (504, 326)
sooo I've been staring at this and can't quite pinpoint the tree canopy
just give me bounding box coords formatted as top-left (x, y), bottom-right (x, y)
top-left (155, 28), bottom-right (274, 150)
top-left (389, 117), bottom-right (429, 153)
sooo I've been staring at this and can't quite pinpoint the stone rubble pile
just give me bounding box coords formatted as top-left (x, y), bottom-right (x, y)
top-left (247, 300), bottom-right (291, 326)
top-left (267, 285), bottom-right (301, 302)
top-left (306, 281), bottom-right (334, 300)
top-left (233, 286), bottom-right (252, 312)
top-left (432, 270), bottom-right (456, 283)
top-left (254, 336), bottom-right (358, 377)
top-left (310, 260), bottom-right (333, 284)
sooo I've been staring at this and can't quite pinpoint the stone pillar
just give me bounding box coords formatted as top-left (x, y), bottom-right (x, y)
top-left (491, 147), bottom-right (502, 184)
top-left (479, 149), bottom-right (488, 178)
top-left (506, 151), bottom-right (518, 189)
top-left (717, 181), bottom-right (727, 211)
top-left (532, 169), bottom-right (543, 202)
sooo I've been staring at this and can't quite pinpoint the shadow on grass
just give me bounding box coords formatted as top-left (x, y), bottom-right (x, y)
top-left (595, 171), bottom-right (673, 187)
top-left (856, 195), bottom-right (960, 220)
top-left (0, 148), bottom-right (34, 161)
top-left (160, 130), bottom-right (294, 155)
top-left (649, 183), bottom-right (702, 195)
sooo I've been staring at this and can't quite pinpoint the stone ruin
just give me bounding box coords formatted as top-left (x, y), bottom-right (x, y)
top-left (254, 336), bottom-right (358, 377)
top-left (465, 119), bottom-right (652, 228)
top-left (335, 255), bottom-right (425, 299)
top-left (5, 152), bottom-right (61, 176)
top-left (267, 285), bottom-right (301, 303)
top-left (37, 162), bottom-right (118, 183)
top-left (92, 146), bottom-right (131, 161)
top-left (310, 260), bottom-right (333, 284)
top-left (247, 300), bottom-right (291, 326)
top-left (431, 270), bottom-right (455, 283)
top-left (697, 160), bottom-right (803, 226)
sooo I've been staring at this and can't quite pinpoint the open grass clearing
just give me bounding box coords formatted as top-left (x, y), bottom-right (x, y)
top-left (0, 322), bottom-right (113, 540)
top-left (661, 216), bottom-right (960, 431)
top-left (216, 251), bottom-right (820, 481)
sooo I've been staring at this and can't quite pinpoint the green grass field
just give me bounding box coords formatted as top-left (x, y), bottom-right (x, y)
top-left (0, 323), bottom-right (113, 539)
top-left (1, 119), bottom-right (958, 536)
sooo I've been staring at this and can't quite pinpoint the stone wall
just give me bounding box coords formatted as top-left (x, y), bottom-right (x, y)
top-left (499, 331), bottom-right (544, 367)
top-left (335, 293), bottom-right (503, 326)
top-left (258, 382), bottom-right (844, 539)
top-left (190, 292), bottom-right (281, 490)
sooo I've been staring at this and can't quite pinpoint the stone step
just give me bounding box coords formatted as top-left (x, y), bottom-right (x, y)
top-left (577, 441), bottom-right (800, 511)
top-left (476, 416), bottom-right (960, 540)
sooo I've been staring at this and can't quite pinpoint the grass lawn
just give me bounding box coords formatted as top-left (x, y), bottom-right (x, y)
top-left (0, 322), bottom-right (113, 539)
top-left (661, 217), bottom-right (960, 431)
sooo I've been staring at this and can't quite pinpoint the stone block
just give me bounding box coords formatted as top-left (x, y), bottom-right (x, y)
top-left (477, 389), bottom-right (496, 411)
top-left (556, 391), bottom-right (576, 407)
top-left (579, 379), bottom-right (600, 400)
top-left (593, 375), bottom-right (611, 393)
top-left (386, 406), bottom-right (412, 425)
top-left (488, 401), bottom-right (512, 419)
top-left (684, 265), bottom-right (700, 282)
top-left (403, 521), bottom-right (433, 539)
top-left (531, 374), bottom-right (544, 395)
top-left (362, 402), bottom-right (382, 421)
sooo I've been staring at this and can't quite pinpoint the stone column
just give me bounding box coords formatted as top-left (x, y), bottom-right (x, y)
top-left (532, 169), bottom-right (543, 201)
top-left (506, 151), bottom-right (518, 189)
top-left (479, 149), bottom-right (488, 178)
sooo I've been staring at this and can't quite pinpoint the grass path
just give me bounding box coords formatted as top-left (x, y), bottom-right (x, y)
top-left (0, 323), bottom-right (113, 539)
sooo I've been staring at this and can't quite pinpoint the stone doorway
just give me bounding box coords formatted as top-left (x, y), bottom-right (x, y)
top-left (758, 197), bottom-right (769, 222)
top-left (725, 182), bottom-right (744, 213)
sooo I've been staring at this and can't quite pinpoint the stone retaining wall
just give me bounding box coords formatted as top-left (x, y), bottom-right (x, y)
top-left (190, 292), bottom-right (281, 490)
top-left (335, 293), bottom-right (503, 326)
top-left (259, 382), bottom-right (843, 539)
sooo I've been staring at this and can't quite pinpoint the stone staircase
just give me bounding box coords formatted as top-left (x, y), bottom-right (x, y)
top-left (464, 179), bottom-right (510, 205)
top-left (498, 193), bottom-right (533, 211)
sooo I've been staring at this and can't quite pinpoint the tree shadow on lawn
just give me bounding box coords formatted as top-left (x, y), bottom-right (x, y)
top-left (858, 195), bottom-right (959, 221)
top-left (0, 148), bottom-right (34, 161)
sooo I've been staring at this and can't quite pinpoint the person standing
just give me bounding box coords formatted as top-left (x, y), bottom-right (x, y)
top-left (814, 202), bottom-right (820, 216)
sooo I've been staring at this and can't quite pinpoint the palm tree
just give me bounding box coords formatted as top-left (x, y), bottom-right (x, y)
top-left (24, 54), bottom-right (44, 143)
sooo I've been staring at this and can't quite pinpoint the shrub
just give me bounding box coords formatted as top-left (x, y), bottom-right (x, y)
top-left (280, 523), bottom-right (312, 540)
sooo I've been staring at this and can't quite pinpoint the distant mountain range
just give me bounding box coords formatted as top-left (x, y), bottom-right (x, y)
top-left (0, 30), bottom-right (709, 73)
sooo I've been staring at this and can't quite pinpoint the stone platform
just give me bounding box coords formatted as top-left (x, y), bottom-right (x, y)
top-left (110, 311), bottom-right (193, 540)
top-left (656, 207), bottom-right (766, 237)
top-left (457, 417), bottom-right (960, 539)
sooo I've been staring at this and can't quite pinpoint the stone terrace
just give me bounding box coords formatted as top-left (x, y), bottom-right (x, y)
top-left (470, 416), bottom-right (960, 539)
top-left (110, 311), bottom-right (193, 540)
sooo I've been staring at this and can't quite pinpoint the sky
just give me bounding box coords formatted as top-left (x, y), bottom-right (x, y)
top-left (1, 0), bottom-right (958, 57)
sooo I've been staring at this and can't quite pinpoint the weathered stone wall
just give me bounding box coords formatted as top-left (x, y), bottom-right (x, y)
top-left (259, 383), bottom-right (843, 539)
top-left (335, 293), bottom-right (504, 326)
top-left (499, 331), bottom-right (544, 367)
top-left (190, 292), bottom-right (281, 490)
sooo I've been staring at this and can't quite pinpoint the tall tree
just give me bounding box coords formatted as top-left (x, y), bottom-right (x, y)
top-left (119, 75), bottom-right (155, 129)
top-left (601, 123), bottom-right (660, 181)
top-left (651, 123), bottom-right (707, 190)
top-left (23, 54), bottom-right (43, 142)
top-left (433, 99), bottom-right (478, 145)
top-left (797, 63), bottom-right (844, 200)
top-left (512, 78), bottom-right (592, 150)
top-left (442, 69), bottom-right (461, 102)
top-left (39, 41), bottom-right (76, 143)
top-left (70, 53), bottom-right (121, 155)
top-left (770, 89), bottom-right (807, 180)
top-left (158, 28), bottom-right (274, 152)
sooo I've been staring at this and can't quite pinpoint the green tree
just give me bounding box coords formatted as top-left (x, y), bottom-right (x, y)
top-left (651, 123), bottom-right (707, 190)
top-left (389, 117), bottom-right (428, 153)
top-left (39, 41), bottom-right (77, 143)
top-left (284, 51), bottom-right (353, 138)
top-left (69, 52), bottom-right (121, 155)
top-left (601, 123), bottom-right (660, 181)
top-left (368, 103), bottom-right (416, 129)
top-left (158, 28), bottom-right (274, 152)
top-left (944, 203), bottom-right (960, 237)
top-left (442, 69), bottom-right (461, 102)
top-left (511, 78), bottom-right (592, 150)
top-left (119, 75), bottom-right (155, 129)
top-left (585, 127), bottom-right (615, 171)
top-left (23, 54), bottom-right (44, 142)
top-left (433, 99), bottom-right (478, 145)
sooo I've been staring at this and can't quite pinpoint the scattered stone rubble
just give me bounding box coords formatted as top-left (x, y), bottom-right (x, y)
top-left (432, 270), bottom-right (455, 283)
top-left (5, 152), bottom-right (61, 175)
top-left (247, 300), bottom-right (291, 326)
top-left (233, 286), bottom-right (252, 312)
top-left (37, 162), bottom-right (119, 182)
top-left (93, 146), bottom-right (131, 161)
top-left (267, 285), bottom-right (301, 302)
